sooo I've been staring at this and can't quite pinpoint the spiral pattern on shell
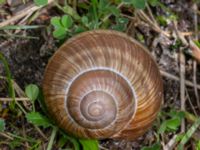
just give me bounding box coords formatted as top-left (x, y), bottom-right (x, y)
top-left (43, 30), bottom-right (163, 140)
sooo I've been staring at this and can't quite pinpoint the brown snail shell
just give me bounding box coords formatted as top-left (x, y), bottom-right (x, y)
top-left (43, 30), bottom-right (163, 140)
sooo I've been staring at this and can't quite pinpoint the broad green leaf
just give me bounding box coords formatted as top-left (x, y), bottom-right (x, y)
top-left (25, 84), bottom-right (39, 102)
top-left (53, 28), bottom-right (66, 39)
top-left (51, 17), bottom-right (62, 28)
top-left (166, 117), bottom-right (181, 130)
top-left (34, 0), bottom-right (48, 6)
top-left (26, 112), bottom-right (51, 128)
top-left (131, 0), bottom-right (146, 9)
top-left (61, 15), bottom-right (73, 28)
top-left (141, 143), bottom-right (161, 150)
top-left (158, 117), bottom-right (181, 134)
top-left (79, 139), bottom-right (99, 150)
top-left (0, 118), bottom-right (5, 131)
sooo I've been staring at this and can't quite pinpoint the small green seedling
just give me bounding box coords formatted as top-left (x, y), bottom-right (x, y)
top-left (51, 15), bottom-right (73, 39)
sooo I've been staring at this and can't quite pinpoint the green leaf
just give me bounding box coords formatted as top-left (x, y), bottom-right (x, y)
top-left (0, 118), bottom-right (5, 131)
top-left (166, 117), bottom-right (181, 130)
top-left (131, 0), bottom-right (146, 9)
top-left (141, 143), bottom-right (161, 150)
top-left (75, 26), bottom-right (86, 33)
top-left (34, 0), bottom-right (48, 6)
top-left (61, 15), bottom-right (73, 28)
top-left (79, 139), bottom-right (99, 150)
top-left (26, 112), bottom-right (51, 128)
top-left (112, 17), bottom-right (129, 31)
top-left (158, 117), bottom-right (181, 134)
top-left (159, 110), bottom-right (184, 134)
top-left (25, 84), bottom-right (39, 102)
top-left (53, 27), bottom-right (67, 39)
top-left (51, 17), bottom-right (62, 28)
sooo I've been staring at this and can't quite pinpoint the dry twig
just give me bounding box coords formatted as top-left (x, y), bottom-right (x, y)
top-left (0, 0), bottom-right (54, 28)
top-left (192, 3), bottom-right (200, 110)
top-left (160, 70), bottom-right (200, 90)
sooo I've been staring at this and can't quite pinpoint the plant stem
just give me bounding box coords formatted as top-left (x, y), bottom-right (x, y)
top-left (47, 127), bottom-right (58, 150)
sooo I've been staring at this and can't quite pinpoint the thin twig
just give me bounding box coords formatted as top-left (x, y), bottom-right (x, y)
top-left (192, 3), bottom-right (200, 110)
top-left (99, 145), bottom-right (109, 150)
top-left (146, 4), bottom-right (157, 25)
top-left (136, 10), bottom-right (170, 37)
top-left (160, 70), bottom-right (200, 90)
top-left (164, 135), bottom-right (178, 150)
top-left (173, 21), bottom-right (186, 133)
top-left (0, 132), bottom-right (14, 140)
top-left (179, 49), bottom-right (186, 133)
top-left (135, 8), bottom-right (200, 62)
top-left (34, 125), bottom-right (48, 140)
top-left (185, 88), bottom-right (198, 116)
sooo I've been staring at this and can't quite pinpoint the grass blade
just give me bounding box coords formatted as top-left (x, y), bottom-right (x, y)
top-left (0, 25), bottom-right (44, 30)
top-left (178, 118), bottom-right (200, 150)
top-left (0, 52), bottom-right (15, 109)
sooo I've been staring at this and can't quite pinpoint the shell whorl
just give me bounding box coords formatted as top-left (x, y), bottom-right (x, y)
top-left (43, 30), bottom-right (163, 140)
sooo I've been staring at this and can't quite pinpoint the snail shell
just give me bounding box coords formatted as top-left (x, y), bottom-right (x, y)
top-left (43, 30), bottom-right (163, 140)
